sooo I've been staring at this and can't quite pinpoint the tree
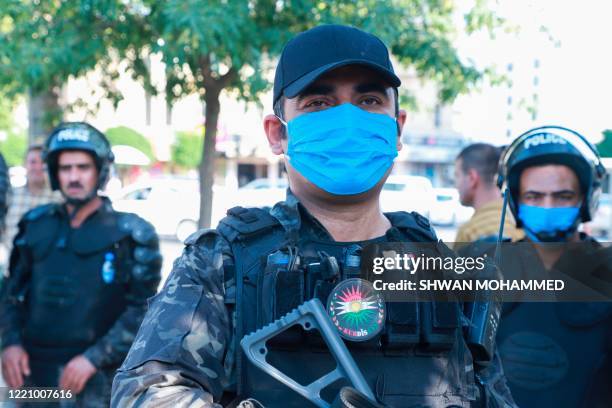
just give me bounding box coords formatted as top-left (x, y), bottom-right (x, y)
top-left (171, 130), bottom-right (203, 169)
top-left (597, 130), bottom-right (612, 158)
top-left (106, 126), bottom-right (155, 160)
top-left (2, 0), bottom-right (502, 228)
top-left (123, 0), bottom-right (499, 228)
top-left (0, 1), bottom-right (151, 142)
top-left (0, 132), bottom-right (28, 167)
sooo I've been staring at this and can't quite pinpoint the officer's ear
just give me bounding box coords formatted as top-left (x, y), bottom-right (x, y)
top-left (264, 114), bottom-right (286, 155)
top-left (396, 109), bottom-right (407, 151)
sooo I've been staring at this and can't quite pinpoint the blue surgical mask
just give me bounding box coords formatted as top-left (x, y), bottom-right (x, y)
top-left (284, 103), bottom-right (398, 195)
top-left (518, 204), bottom-right (580, 242)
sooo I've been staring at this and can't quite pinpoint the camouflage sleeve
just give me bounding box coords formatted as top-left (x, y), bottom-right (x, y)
top-left (0, 219), bottom-right (30, 349)
top-left (111, 229), bottom-right (233, 408)
top-left (475, 351), bottom-right (518, 408)
top-left (84, 216), bottom-right (163, 368)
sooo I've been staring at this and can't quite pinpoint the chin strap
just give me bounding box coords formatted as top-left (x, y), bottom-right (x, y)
top-left (522, 225), bottom-right (578, 243)
top-left (521, 213), bottom-right (581, 243)
top-left (494, 189), bottom-right (510, 264)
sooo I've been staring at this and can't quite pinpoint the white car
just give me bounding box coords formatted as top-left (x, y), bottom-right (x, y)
top-left (380, 175), bottom-right (436, 218)
top-left (430, 188), bottom-right (474, 226)
top-left (110, 178), bottom-right (202, 242)
top-left (232, 178), bottom-right (288, 208)
top-left (232, 176), bottom-right (438, 220)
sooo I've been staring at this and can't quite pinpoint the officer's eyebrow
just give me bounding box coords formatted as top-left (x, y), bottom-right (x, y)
top-left (296, 84), bottom-right (335, 102)
top-left (58, 162), bottom-right (94, 170)
top-left (523, 189), bottom-right (577, 196)
top-left (551, 190), bottom-right (579, 196)
top-left (354, 82), bottom-right (391, 99)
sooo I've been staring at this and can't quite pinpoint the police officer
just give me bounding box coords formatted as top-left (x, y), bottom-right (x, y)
top-left (0, 152), bottom-right (9, 234)
top-left (0, 122), bottom-right (162, 407)
top-left (112, 25), bottom-right (514, 408)
top-left (495, 126), bottom-right (612, 407)
top-left (0, 152), bottom-right (10, 282)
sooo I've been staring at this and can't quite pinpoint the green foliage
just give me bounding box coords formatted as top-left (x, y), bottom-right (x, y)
top-left (0, 0), bottom-right (505, 226)
top-left (105, 126), bottom-right (155, 160)
top-left (171, 130), bottom-right (203, 169)
top-left (0, 0), bottom-right (152, 133)
top-left (0, 131), bottom-right (27, 167)
top-left (123, 0), bottom-right (505, 227)
top-left (0, 93), bottom-right (16, 132)
top-left (0, 92), bottom-right (27, 166)
top-left (597, 130), bottom-right (612, 158)
top-left (137, 0), bottom-right (499, 106)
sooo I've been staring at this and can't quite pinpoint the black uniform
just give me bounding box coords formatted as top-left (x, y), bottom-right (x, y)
top-left (0, 198), bottom-right (161, 407)
top-left (496, 235), bottom-right (612, 408)
top-left (112, 192), bottom-right (516, 407)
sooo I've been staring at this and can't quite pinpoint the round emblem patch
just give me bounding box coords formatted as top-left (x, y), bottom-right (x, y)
top-left (326, 278), bottom-right (385, 342)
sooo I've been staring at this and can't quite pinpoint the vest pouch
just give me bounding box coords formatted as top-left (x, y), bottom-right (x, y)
top-left (384, 302), bottom-right (420, 350)
top-left (259, 251), bottom-right (305, 348)
top-left (259, 250), bottom-right (291, 326)
top-left (422, 302), bottom-right (460, 351)
top-left (313, 280), bottom-right (335, 305)
top-left (274, 268), bottom-right (305, 318)
top-left (304, 254), bottom-right (339, 300)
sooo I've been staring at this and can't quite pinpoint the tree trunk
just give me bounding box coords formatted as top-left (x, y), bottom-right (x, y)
top-left (198, 86), bottom-right (222, 229)
top-left (28, 86), bottom-right (62, 144)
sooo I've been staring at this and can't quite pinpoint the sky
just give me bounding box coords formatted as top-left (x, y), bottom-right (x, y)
top-left (453, 0), bottom-right (612, 145)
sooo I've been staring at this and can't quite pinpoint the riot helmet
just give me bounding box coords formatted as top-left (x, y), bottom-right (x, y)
top-left (44, 122), bottom-right (114, 204)
top-left (498, 125), bottom-right (606, 241)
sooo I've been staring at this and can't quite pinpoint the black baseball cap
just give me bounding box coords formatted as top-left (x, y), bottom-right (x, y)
top-left (273, 24), bottom-right (401, 106)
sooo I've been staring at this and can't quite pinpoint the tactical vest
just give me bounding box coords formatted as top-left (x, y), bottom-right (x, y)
top-left (218, 207), bottom-right (477, 407)
top-left (16, 204), bottom-right (135, 363)
top-left (496, 241), bottom-right (612, 408)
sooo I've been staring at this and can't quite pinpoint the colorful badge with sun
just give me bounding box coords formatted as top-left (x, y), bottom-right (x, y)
top-left (326, 278), bottom-right (386, 342)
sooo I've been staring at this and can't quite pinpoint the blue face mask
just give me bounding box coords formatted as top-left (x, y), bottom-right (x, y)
top-left (285, 103), bottom-right (398, 195)
top-left (518, 204), bottom-right (580, 242)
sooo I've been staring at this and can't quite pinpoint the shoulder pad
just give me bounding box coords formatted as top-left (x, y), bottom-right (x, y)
top-left (117, 212), bottom-right (158, 246)
top-left (385, 211), bottom-right (437, 242)
top-left (217, 206), bottom-right (280, 242)
top-left (22, 203), bottom-right (59, 222)
top-left (184, 228), bottom-right (218, 246)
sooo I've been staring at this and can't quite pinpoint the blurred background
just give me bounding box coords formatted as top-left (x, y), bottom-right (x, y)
top-left (1, 0), bottom-right (611, 286)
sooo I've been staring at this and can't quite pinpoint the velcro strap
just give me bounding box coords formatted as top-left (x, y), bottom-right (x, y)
top-left (219, 206), bottom-right (280, 239)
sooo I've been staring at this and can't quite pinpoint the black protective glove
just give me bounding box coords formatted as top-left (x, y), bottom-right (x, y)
top-left (331, 387), bottom-right (386, 408)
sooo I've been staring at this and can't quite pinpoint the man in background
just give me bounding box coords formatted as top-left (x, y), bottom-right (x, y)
top-left (0, 123), bottom-right (161, 407)
top-left (495, 125), bottom-right (612, 407)
top-left (454, 142), bottom-right (523, 244)
top-left (3, 145), bottom-right (60, 254)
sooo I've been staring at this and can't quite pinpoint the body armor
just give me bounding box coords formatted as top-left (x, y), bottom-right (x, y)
top-left (10, 201), bottom-right (160, 364)
top-left (215, 207), bottom-right (478, 407)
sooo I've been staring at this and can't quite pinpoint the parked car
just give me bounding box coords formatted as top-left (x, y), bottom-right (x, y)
top-left (110, 177), bottom-right (200, 241)
top-left (430, 188), bottom-right (474, 226)
top-left (234, 175), bottom-right (438, 219)
top-left (380, 175), bottom-right (436, 218)
top-left (232, 178), bottom-right (288, 208)
top-left (110, 177), bottom-right (235, 241)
